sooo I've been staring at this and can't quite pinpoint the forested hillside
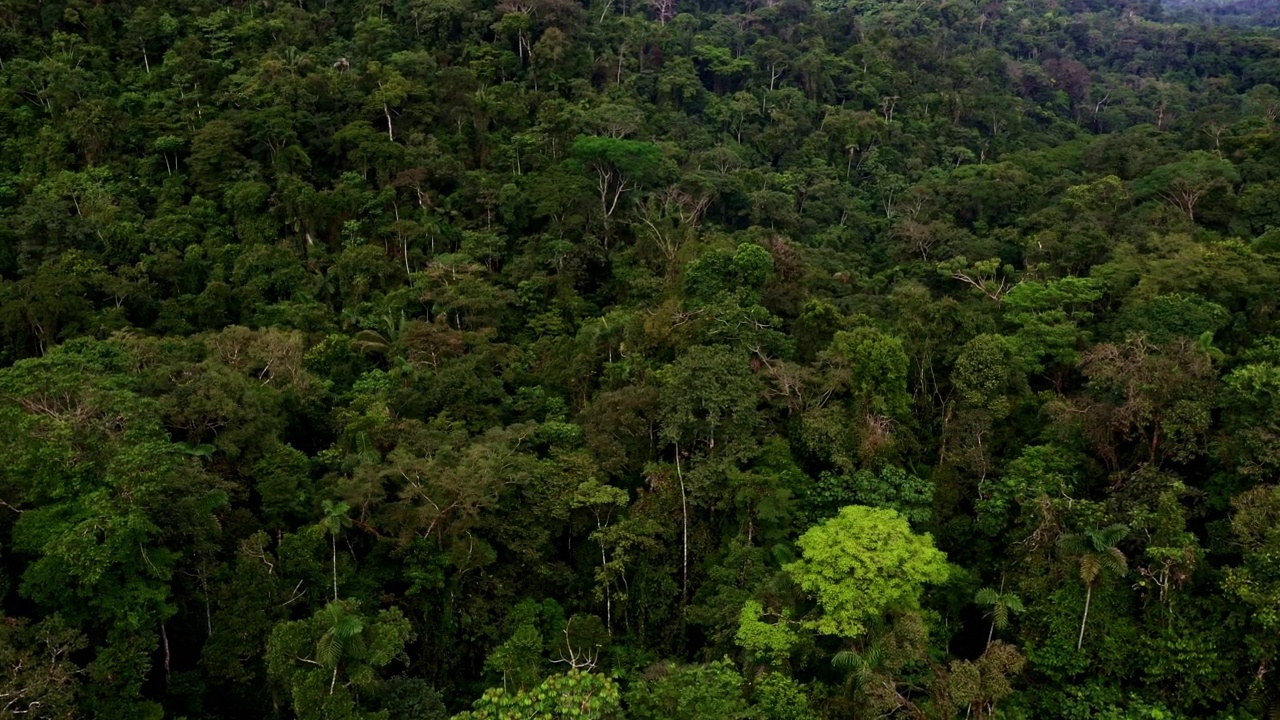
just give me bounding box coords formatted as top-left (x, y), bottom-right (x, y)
top-left (1165, 0), bottom-right (1280, 26)
top-left (1, 0), bottom-right (1279, 717)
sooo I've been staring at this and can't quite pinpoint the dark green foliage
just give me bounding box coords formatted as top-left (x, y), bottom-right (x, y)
top-left (0, 0), bottom-right (1276, 717)
top-left (379, 678), bottom-right (448, 720)
top-left (627, 659), bottom-right (753, 720)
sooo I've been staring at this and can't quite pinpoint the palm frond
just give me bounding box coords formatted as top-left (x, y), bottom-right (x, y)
top-left (1079, 553), bottom-right (1102, 585)
top-left (353, 329), bottom-right (391, 354)
top-left (316, 631), bottom-right (343, 669)
top-left (1058, 532), bottom-right (1086, 556)
top-left (832, 650), bottom-right (864, 672)
top-left (974, 587), bottom-right (1000, 606)
top-left (355, 431), bottom-right (376, 459)
top-left (1103, 547), bottom-right (1128, 576)
top-left (864, 643), bottom-right (884, 670)
top-left (332, 613), bottom-right (363, 640)
top-left (1092, 523), bottom-right (1129, 550)
top-left (992, 602), bottom-right (1010, 630)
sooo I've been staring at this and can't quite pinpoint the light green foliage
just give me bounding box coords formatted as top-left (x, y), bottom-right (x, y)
top-left (454, 670), bottom-right (621, 720)
top-left (785, 506), bottom-right (949, 638)
top-left (734, 599), bottom-right (798, 666)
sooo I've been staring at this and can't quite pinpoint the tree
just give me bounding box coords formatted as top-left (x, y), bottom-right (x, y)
top-left (804, 327), bottom-right (913, 467)
top-left (570, 136), bottom-right (671, 236)
top-left (947, 333), bottom-right (1028, 480)
top-left (1003, 277), bottom-right (1102, 374)
top-left (0, 615), bottom-right (85, 720)
top-left (1068, 334), bottom-right (1218, 469)
top-left (626, 660), bottom-right (752, 720)
top-left (1224, 484), bottom-right (1280, 720)
top-left (784, 506), bottom-right (950, 639)
top-left (942, 642), bottom-right (1026, 720)
top-left (1058, 524), bottom-right (1129, 651)
top-left (0, 339), bottom-right (225, 716)
top-left (973, 584), bottom-right (1024, 650)
top-left (1134, 151), bottom-right (1239, 223)
top-left (734, 600), bottom-right (799, 668)
top-left (660, 345), bottom-right (764, 602)
top-left (751, 673), bottom-right (818, 720)
top-left (571, 478), bottom-right (629, 631)
top-left (319, 500), bottom-right (353, 602)
top-left (265, 601), bottom-right (412, 720)
top-left (454, 670), bottom-right (621, 719)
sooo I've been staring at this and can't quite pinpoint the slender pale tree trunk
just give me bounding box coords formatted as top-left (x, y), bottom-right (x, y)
top-left (675, 444), bottom-right (688, 606)
top-left (597, 515), bottom-right (611, 633)
top-left (1077, 585), bottom-right (1092, 651)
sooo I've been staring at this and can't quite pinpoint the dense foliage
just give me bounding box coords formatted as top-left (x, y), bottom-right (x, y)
top-left (0, 0), bottom-right (1279, 717)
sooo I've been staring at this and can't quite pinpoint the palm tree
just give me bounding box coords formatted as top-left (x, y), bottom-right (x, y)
top-left (318, 500), bottom-right (352, 602)
top-left (315, 600), bottom-right (367, 695)
top-left (351, 310), bottom-right (409, 357)
top-left (832, 644), bottom-right (883, 692)
top-left (1058, 524), bottom-right (1128, 651)
top-left (974, 581), bottom-right (1024, 650)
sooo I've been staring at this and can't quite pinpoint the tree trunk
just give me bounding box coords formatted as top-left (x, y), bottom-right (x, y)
top-left (675, 444), bottom-right (688, 606)
top-left (598, 516), bottom-right (611, 634)
top-left (1076, 585), bottom-right (1092, 651)
top-left (161, 622), bottom-right (171, 682)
